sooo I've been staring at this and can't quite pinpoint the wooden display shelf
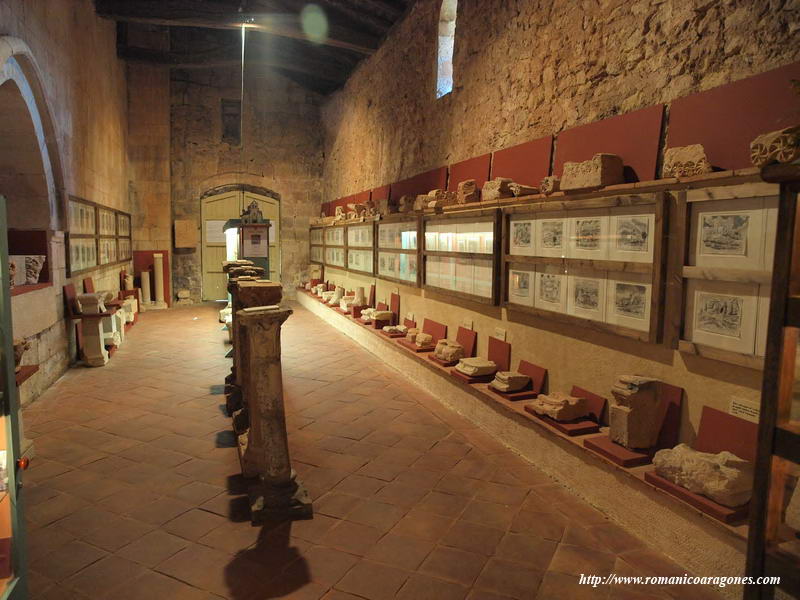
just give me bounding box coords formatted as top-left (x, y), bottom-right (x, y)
top-left (677, 340), bottom-right (764, 371)
top-left (14, 365), bottom-right (38, 387)
top-left (10, 282), bottom-right (52, 297)
top-left (681, 266), bottom-right (772, 285)
top-left (297, 290), bottom-right (750, 543)
top-left (506, 255), bottom-right (652, 275)
top-left (506, 303), bottom-right (651, 343)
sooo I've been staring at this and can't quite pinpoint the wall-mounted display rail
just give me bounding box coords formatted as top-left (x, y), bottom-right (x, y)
top-left (665, 181), bottom-right (779, 369)
top-left (376, 215), bottom-right (421, 287)
top-left (66, 196), bottom-right (132, 277)
top-left (423, 208), bottom-right (501, 305)
top-left (501, 193), bottom-right (667, 343)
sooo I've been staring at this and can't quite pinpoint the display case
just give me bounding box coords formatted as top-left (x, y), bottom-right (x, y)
top-left (346, 224), bottom-right (374, 275)
top-left (502, 193), bottom-right (667, 343)
top-left (667, 181), bottom-right (779, 367)
top-left (376, 216), bottom-right (421, 286)
top-left (309, 227), bottom-right (324, 265)
top-left (66, 196), bottom-right (132, 276)
top-left (423, 209), bottom-right (500, 304)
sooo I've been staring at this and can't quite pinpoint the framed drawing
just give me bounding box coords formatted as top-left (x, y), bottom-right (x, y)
top-left (569, 210), bottom-right (609, 260)
top-left (684, 279), bottom-right (758, 355)
top-left (533, 266), bottom-right (567, 314)
top-left (310, 246), bottom-right (323, 263)
top-left (455, 258), bottom-right (475, 295)
top-left (348, 249), bottom-right (373, 274)
top-left (567, 270), bottom-right (607, 321)
top-left (688, 198), bottom-right (767, 270)
top-left (756, 284), bottom-right (770, 357)
top-left (533, 212), bottom-right (567, 258)
top-left (508, 268), bottom-right (534, 307)
top-left (310, 228), bottom-right (324, 245)
top-left (98, 208), bottom-right (116, 236)
top-left (608, 207), bottom-right (655, 263)
top-left (605, 273), bottom-right (652, 332)
top-left (117, 213), bottom-right (131, 238)
top-left (348, 224), bottom-right (373, 248)
top-left (509, 218), bottom-right (535, 256)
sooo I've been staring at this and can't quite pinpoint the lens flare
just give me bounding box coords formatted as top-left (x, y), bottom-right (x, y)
top-left (300, 4), bottom-right (329, 44)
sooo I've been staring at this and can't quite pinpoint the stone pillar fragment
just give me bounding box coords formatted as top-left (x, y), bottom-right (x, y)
top-left (77, 293), bottom-right (109, 367)
top-left (238, 305), bottom-right (312, 522)
top-left (152, 253), bottom-right (167, 309)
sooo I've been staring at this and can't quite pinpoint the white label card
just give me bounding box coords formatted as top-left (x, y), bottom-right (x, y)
top-left (406, 312), bottom-right (414, 322)
top-left (494, 327), bottom-right (507, 341)
top-left (729, 397), bottom-right (760, 423)
top-left (462, 319), bottom-right (473, 330)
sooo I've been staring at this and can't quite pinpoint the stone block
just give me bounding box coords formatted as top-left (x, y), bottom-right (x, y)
top-left (662, 144), bottom-right (712, 178)
top-left (561, 153), bottom-right (624, 191)
top-left (609, 375), bottom-right (661, 449)
top-left (528, 392), bottom-right (588, 421)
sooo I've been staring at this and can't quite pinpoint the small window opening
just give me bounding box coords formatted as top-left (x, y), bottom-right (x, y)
top-left (436, 0), bottom-right (457, 98)
top-left (221, 98), bottom-right (242, 145)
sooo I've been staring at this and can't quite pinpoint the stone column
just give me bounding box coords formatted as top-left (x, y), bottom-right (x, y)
top-left (238, 305), bottom-right (311, 522)
top-left (152, 253), bottom-right (167, 309)
top-left (77, 294), bottom-right (109, 367)
top-left (141, 269), bottom-right (152, 308)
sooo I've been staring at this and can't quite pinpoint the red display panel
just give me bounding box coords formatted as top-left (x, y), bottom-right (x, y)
top-left (390, 167), bottom-right (447, 199)
top-left (447, 154), bottom-right (491, 191)
top-left (491, 137), bottom-right (553, 187)
top-left (554, 105), bottom-right (664, 183)
top-left (371, 185), bottom-right (390, 203)
top-left (668, 61), bottom-right (800, 171)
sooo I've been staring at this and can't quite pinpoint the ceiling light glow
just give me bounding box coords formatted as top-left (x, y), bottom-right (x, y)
top-left (300, 4), bottom-right (329, 44)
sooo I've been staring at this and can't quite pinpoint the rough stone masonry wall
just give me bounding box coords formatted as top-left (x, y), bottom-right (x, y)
top-left (0, 0), bottom-right (132, 404)
top-left (322, 0), bottom-right (800, 197)
top-left (170, 66), bottom-right (324, 301)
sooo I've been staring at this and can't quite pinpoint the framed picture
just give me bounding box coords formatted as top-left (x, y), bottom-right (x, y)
top-left (689, 198), bottom-right (769, 270)
top-left (509, 219), bottom-right (535, 256)
top-left (756, 284), bottom-right (770, 357)
top-left (425, 255), bottom-right (439, 287)
top-left (608, 207), bottom-right (655, 263)
top-left (533, 265), bottom-right (567, 314)
top-left (455, 258), bottom-right (475, 295)
top-left (473, 258), bottom-right (493, 298)
top-left (605, 273), bottom-right (651, 332)
top-left (568, 210), bottom-right (609, 260)
top-left (567, 270), bottom-right (607, 321)
top-left (684, 279), bottom-right (758, 354)
top-left (534, 212), bottom-right (566, 258)
top-left (117, 213), bottom-right (131, 237)
top-left (509, 268), bottom-right (534, 307)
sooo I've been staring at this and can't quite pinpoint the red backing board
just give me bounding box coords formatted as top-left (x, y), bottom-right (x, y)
top-left (403, 318), bottom-right (416, 329)
top-left (455, 327), bottom-right (477, 358)
top-left (448, 154), bottom-right (491, 191)
top-left (82, 277), bottom-right (95, 293)
top-left (133, 250), bottom-right (171, 307)
top-left (390, 293), bottom-right (400, 322)
top-left (487, 337), bottom-right (511, 372)
top-left (668, 61), bottom-right (800, 171)
top-left (372, 185), bottom-right (390, 203)
top-left (376, 301), bottom-right (388, 311)
top-left (554, 105), bottom-right (664, 182)
top-left (693, 406), bottom-right (758, 463)
top-left (352, 190), bottom-right (371, 205)
top-left (491, 137), bottom-right (553, 187)
top-left (421, 318), bottom-right (447, 343)
top-left (368, 284), bottom-right (376, 308)
top-left (570, 385), bottom-right (607, 424)
top-left (519, 360), bottom-right (547, 396)
top-left (390, 167), bottom-right (448, 199)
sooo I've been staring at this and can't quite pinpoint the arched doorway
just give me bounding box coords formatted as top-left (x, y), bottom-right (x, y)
top-left (200, 184), bottom-right (281, 300)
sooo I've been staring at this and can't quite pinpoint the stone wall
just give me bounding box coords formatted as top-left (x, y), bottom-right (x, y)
top-left (170, 65), bottom-right (324, 301)
top-left (0, 0), bottom-right (132, 403)
top-left (321, 0), bottom-right (800, 198)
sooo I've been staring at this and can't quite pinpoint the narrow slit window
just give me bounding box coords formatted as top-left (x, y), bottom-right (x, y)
top-left (437, 0), bottom-right (457, 98)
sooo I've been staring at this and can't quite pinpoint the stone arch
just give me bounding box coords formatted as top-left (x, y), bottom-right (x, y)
top-left (199, 182), bottom-right (281, 202)
top-left (0, 36), bottom-right (65, 231)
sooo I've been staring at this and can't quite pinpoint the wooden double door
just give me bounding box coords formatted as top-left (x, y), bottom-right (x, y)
top-left (201, 190), bottom-right (280, 300)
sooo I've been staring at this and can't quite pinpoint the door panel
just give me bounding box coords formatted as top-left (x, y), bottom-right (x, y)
top-left (201, 192), bottom-right (239, 300)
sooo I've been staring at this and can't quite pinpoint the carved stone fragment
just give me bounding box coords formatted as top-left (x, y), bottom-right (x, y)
top-left (455, 357), bottom-right (497, 377)
top-left (663, 144), bottom-right (713, 178)
top-left (397, 195), bottom-right (416, 213)
top-left (609, 375), bottom-right (661, 449)
top-left (481, 177), bottom-right (514, 201)
top-left (561, 153), bottom-right (624, 191)
top-left (540, 176), bottom-right (560, 195)
top-left (334, 206), bottom-right (346, 222)
top-left (353, 287), bottom-right (366, 307)
top-left (653, 443), bottom-right (754, 507)
top-left (489, 371), bottom-right (530, 393)
top-left (456, 179), bottom-right (480, 204)
top-left (372, 310), bottom-right (394, 321)
top-left (427, 189), bottom-right (457, 209)
top-left (13, 338), bottom-right (29, 373)
top-left (434, 339), bottom-right (464, 362)
top-left (528, 391), bottom-right (589, 421)
top-left (327, 286), bottom-right (344, 306)
top-left (405, 328), bottom-right (419, 343)
top-left (415, 332), bottom-right (433, 347)
top-left (509, 183), bottom-right (539, 197)
top-left (383, 324), bottom-right (408, 334)
top-left (750, 126), bottom-right (800, 168)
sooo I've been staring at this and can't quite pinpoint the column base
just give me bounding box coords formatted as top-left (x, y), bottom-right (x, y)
top-left (249, 478), bottom-right (313, 524)
top-left (150, 301), bottom-right (168, 310)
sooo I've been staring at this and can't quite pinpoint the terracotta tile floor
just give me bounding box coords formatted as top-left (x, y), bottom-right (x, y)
top-left (21, 303), bottom-right (719, 600)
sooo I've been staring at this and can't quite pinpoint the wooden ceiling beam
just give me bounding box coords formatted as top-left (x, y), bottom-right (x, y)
top-left (95, 0), bottom-right (379, 54)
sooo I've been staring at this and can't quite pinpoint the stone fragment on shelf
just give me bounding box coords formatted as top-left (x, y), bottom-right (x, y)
top-left (561, 153), bottom-right (624, 191)
top-left (653, 443), bottom-right (754, 507)
top-left (540, 176), bottom-right (560, 194)
top-left (327, 286), bottom-right (344, 306)
top-left (434, 339), bottom-right (464, 362)
top-left (405, 328), bottom-right (419, 343)
top-left (509, 183), bottom-right (539, 197)
top-left (528, 391), bottom-right (588, 421)
top-left (414, 195), bottom-right (428, 211)
top-left (415, 332), bottom-right (433, 347)
top-left (334, 206), bottom-right (346, 222)
top-left (750, 125), bottom-right (800, 168)
top-left (455, 357), bottom-right (497, 377)
top-left (426, 189), bottom-right (457, 209)
top-left (481, 177), bottom-right (514, 201)
top-left (373, 310), bottom-right (394, 320)
top-left (321, 290), bottom-right (336, 302)
top-left (383, 324), bottom-right (408, 334)
top-left (339, 294), bottom-right (357, 312)
top-left (609, 375), bottom-right (661, 449)
top-left (353, 287), bottom-right (366, 307)
top-left (489, 371), bottom-right (530, 393)
top-left (397, 195), bottom-right (416, 213)
top-left (13, 338), bottom-right (29, 373)
top-left (662, 144), bottom-right (713, 178)
top-left (456, 179), bottom-right (480, 204)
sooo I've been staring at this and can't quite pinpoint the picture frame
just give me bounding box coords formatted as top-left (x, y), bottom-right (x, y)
top-left (567, 270), bottom-right (607, 321)
top-left (533, 265), bottom-right (567, 314)
top-left (568, 209), bottom-right (609, 260)
top-left (508, 268), bottom-right (534, 307)
top-left (534, 211), bottom-right (566, 258)
top-left (688, 198), bottom-right (767, 270)
top-left (605, 272), bottom-right (652, 332)
top-left (509, 218), bottom-right (535, 256)
top-left (608, 206), bottom-right (655, 263)
top-left (684, 279), bottom-right (758, 355)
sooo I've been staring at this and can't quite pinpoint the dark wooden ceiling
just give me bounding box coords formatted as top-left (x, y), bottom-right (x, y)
top-left (95, 0), bottom-right (412, 94)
